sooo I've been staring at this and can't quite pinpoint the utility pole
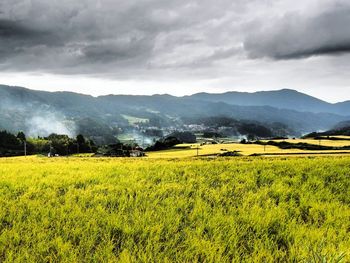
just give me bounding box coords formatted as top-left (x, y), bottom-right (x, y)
top-left (196, 145), bottom-right (199, 156)
top-left (50, 143), bottom-right (52, 156)
top-left (24, 141), bottom-right (27, 157)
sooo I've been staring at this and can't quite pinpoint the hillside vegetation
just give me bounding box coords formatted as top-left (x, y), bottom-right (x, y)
top-left (0, 156), bottom-right (349, 262)
top-left (1, 85), bottom-right (349, 139)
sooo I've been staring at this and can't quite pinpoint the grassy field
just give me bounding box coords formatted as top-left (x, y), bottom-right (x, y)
top-left (263, 139), bottom-right (350, 148)
top-left (146, 143), bottom-right (350, 158)
top-left (121, 115), bottom-right (149, 125)
top-left (0, 156), bottom-right (349, 262)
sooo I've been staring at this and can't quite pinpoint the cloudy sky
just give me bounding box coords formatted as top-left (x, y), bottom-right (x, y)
top-left (0, 0), bottom-right (350, 102)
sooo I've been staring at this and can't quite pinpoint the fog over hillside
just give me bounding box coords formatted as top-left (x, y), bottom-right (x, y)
top-left (0, 85), bottom-right (349, 143)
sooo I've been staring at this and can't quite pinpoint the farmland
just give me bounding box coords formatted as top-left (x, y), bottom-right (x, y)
top-left (0, 156), bottom-right (349, 262)
top-left (262, 137), bottom-right (350, 148)
top-left (121, 115), bottom-right (149, 125)
top-left (146, 140), bottom-right (350, 158)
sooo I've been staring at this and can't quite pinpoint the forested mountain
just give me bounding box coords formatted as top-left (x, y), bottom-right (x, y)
top-left (304, 120), bottom-right (350, 137)
top-left (0, 85), bottom-right (349, 141)
top-left (188, 89), bottom-right (350, 115)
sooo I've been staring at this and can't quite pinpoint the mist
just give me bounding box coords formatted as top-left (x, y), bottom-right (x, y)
top-left (26, 114), bottom-right (76, 138)
top-left (0, 93), bottom-right (76, 137)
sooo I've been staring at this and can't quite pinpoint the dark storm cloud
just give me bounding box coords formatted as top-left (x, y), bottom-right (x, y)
top-left (0, 0), bottom-right (245, 75)
top-left (244, 2), bottom-right (350, 59)
top-left (0, 19), bottom-right (38, 38)
top-left (1, 0), bottom-right (350, 77)
top-left (0, 18), bottom-right (60, 62)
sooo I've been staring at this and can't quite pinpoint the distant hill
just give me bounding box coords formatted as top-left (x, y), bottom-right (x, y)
top-left (304, 120), bottom-right (350, 137)
top-left (0, 85), bottom-right (349, 140)
top-left (333, 101), bottom-right (350, 115)
top-left (188, 89), bottom-right (350, 115)
top-left (333, 120), bottom-right (350, 130)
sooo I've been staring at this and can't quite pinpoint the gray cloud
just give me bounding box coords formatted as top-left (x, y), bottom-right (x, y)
top-left (0, 19), bottom-right (39, 38)
top-left (0, 19), bottom-right (51, 44)
top-left (244, 2), bottom-right (350, 59)
top-left (0, 0), bottom-right (350, 87)
top-left (0, 0), bottom-right (242, 75)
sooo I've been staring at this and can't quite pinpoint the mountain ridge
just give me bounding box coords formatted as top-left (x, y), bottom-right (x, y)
top-left (187, 88), bottom-right (349, 115)
top-left (0, 84), bottom-right (349, 141)
top-left (3, 85), bottom-right (349, 102)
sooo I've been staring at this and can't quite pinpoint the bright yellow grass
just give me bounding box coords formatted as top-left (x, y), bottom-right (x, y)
top-left (146, 143), bottom-right (350, 158)
top-left (0, 156), bottom-right (349, 262)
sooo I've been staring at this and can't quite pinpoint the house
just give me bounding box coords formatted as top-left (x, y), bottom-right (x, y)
top-left (130, 146), bottom-right (145, 157)
top-left (130, 150), bottom-right (145, 157)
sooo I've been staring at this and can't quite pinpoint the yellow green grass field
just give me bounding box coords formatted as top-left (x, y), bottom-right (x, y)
top-left (263, 138), bottom-right (350, 148)
top-left (146, 143), bottom-right (350, 158)
top-left (0, 156), bottom-right (349, 262)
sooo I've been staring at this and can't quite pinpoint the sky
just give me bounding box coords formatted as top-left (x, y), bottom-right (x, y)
top-left (1, 0), bottom-right (350, 102)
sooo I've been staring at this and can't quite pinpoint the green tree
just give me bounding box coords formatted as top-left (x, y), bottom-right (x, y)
top-left (76, 134), bottom-right (86, 145)
top-left (16, 131), bottom-right (26, 142)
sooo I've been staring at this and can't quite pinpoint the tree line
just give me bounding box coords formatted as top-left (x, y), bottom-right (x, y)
top-left (0, 130), bottom-right (200, 157)
top-left (0, 130), bottom-right (97, 157)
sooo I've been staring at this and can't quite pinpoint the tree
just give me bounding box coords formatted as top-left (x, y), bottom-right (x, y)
top-left (247, 134), bottom-right (256, 141)
top-left (47, 134), bottom-right (72, 156)
top-left (17, 131), bottom-right (26, 142)
top-left (168, 131), bottom-right (196, 143)
top-left (76, 134), bottom-right (86, 145)
top-left (145, 136), bottom-right (181, 151)
top-left (0, 130), bottom-right (22, 157)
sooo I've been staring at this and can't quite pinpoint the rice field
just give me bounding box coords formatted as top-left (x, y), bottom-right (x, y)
top-left (146, 142), bottom-right (350, 158)
top-left (0, 156), bottom-right (349, 262)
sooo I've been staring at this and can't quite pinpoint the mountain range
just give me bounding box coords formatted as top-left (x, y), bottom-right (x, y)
top-left (0, 84), bottom-right (349, 141)
top-left (187, 89), bottom-right (350, 115)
